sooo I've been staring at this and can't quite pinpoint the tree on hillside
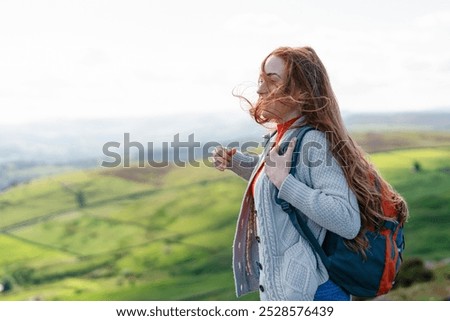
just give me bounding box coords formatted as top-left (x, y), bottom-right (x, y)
top-left (413, 160), bottom-right (422, 173)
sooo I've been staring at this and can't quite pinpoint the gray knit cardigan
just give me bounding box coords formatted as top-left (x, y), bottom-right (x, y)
top-left (229, 118), bottom-right (361, 300)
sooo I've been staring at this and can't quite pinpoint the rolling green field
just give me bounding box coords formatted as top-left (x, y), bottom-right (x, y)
top-left (0, 145), bottom-right (449, 301)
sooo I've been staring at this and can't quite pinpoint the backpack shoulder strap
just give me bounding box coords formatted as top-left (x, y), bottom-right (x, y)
top-left (277, 125), bottom-right (313, 172)
top-left (275, 125), bottom-right (332, 269)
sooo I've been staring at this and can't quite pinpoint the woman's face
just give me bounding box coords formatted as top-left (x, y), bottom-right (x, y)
top-left (257, 55), bottom-right (300, 122)
top-left (257, 55), bottom-right (285, 96)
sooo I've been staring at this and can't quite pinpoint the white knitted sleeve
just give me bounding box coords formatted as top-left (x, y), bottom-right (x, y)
top-left (228, 151), bottom-right (260, 181)
top-left (277, 130), bottom-right (361, 239)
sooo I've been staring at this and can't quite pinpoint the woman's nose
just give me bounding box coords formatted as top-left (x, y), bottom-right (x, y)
top-left (257, 82), bottom-right (267, 95)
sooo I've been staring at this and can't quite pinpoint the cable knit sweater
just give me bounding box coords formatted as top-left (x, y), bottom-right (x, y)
top-left (229, 118), bottom-right (361, 300)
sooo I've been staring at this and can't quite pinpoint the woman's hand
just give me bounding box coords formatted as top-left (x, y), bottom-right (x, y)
top-left (212, 146), bottom-right (237, 171)
top-left (265, 138), bottom-right (296, 189)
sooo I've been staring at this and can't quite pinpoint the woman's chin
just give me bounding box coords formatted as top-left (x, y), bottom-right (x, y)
top-left (261, 112), bottom-right (280, 123)
top-left (261, 110), bottom-right (274, 120)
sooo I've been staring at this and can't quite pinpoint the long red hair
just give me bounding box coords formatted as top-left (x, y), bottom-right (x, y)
top-left (237, 46), bottom-right (408, 255)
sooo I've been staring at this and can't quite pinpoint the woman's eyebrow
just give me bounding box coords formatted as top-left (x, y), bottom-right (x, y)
top-left (266, 72), bottom-right (281, 78)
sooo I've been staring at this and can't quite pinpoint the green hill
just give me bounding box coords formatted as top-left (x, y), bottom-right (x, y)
top-left (0, 146), bottom-right (449, 301)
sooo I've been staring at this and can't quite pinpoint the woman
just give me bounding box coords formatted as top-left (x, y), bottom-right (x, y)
top-left (212, 46), bottom-right (408, 301)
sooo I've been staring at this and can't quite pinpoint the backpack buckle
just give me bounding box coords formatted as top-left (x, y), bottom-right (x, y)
top-left (383, 221), bottom-right (399, 231)
top-left (279, 200), bottom-right (291, 212)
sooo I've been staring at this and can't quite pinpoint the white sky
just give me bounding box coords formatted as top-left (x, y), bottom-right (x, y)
top-left (0, 0), bottom-right (449, 124)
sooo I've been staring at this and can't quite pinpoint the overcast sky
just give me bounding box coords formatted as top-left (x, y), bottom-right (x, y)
top-left (0, 0), bottom-right (449, 124)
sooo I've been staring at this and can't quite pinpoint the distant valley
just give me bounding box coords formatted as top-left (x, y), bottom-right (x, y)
top-left (1, 111), bottom-right (449, 192)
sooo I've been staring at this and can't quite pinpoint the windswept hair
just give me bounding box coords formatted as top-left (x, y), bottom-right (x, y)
top-left (236, 46), bottom-right (408, 255)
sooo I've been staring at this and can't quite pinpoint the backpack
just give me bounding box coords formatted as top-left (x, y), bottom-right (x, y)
top-left (275, 125), bottom-right (405, 298)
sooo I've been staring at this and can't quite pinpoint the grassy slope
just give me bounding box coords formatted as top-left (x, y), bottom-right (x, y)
top-left (0, 145), bottom-right (449, 301)
top-left (351, 131), bottom-right (450, 153)
top-left (0, 164), bottom-right (250, 300)
top-left (369, 148), bottom-right (450, 260)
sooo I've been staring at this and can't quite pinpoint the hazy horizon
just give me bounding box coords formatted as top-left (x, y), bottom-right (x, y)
top-left (1, 107), bottom-right (450, 127)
